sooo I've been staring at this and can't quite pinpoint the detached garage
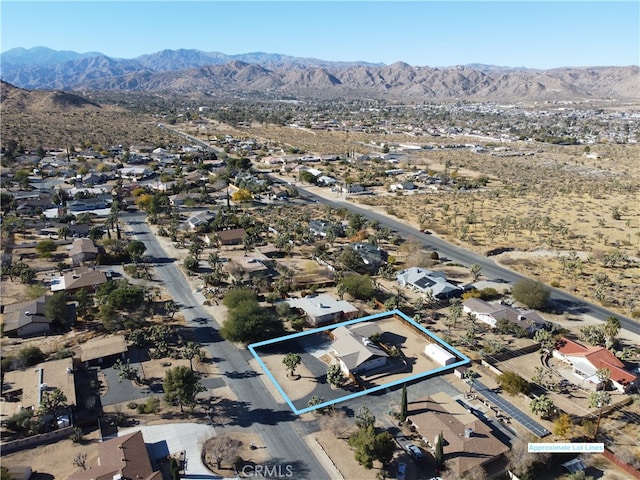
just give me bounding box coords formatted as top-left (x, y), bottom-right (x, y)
top-left (424, 343), bottom-right (456, 366)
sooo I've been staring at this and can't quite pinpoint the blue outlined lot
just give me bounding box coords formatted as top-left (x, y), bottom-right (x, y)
top-left (248, 309), bottom-right (470, 414)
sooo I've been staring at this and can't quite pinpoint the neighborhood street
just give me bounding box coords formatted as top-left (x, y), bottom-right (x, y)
top-left (126, 213), bottom-right (331, 479)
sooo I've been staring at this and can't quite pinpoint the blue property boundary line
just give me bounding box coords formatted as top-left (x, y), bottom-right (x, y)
top-left (248, 309), bottom-right (470, 415)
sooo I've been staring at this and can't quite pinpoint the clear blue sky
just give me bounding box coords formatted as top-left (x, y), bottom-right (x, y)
top-left (1, 1), bottom-right (638, 69)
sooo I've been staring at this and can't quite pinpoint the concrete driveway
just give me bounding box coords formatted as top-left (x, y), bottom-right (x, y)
top-left (119, 423), bottom-right (218, 478)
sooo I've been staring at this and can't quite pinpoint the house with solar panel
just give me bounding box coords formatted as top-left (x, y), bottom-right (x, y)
top-left (396, 267), bottom-right (463, 300)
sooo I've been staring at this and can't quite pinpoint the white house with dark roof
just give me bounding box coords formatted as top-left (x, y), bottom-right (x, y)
top-left (332, 323), bottom-right (388, 375)
top-left (2, 296), bottom-right (53, 337)
top-left (282, 293), bottom-right (358, 327)
top-left (396, 267), bottom-right (463, 300)
top-left (462, 297), bottom-right (546, 333)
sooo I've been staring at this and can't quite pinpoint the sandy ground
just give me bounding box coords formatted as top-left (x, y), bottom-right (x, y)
top-left (4, 429), bottom-right (102, 479)
top-left (256, 352), bottom-right (319, 403)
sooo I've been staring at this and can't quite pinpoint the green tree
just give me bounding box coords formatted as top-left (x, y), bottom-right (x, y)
top-left (400, 384), bottom-right (408, 421)
top-left (283, 352), bottom-right (302, 378)
top-left (589, 390), bottom-right (611, 440)
top-left (17, 346), bottom-right (45, 367)
top-left (511, 279), bottom-right (550, 310)
top-left (373, 431), bottom-right (395, 466)
top-left (355, 405), bottom-right (376, 430)
top-left (348, 424), bottom-right (376, 469)
top-left (107, 283), bottom-right (145, 312)
top-left (339, 248), bottom-right (366, 272)
top-left (533, 329), bottom-right (554, 354)
top-left (88, 226), bottom-right (105, 241)
top-left (497, 370), bottom-right (530, 396)
top-left (326, 364), bottom-right (344, 388)
top-left (127, 240), bottom-right (147, 263)
top-left (339, 274), bottom-right (374, 300)
top-left (463, 368), bottom-right (476, 394)
top-left (38, 388), bottom-right (68, 417)
top-left (223, 286), bottom-right (257, 309)
top-left (603, 316), bottom-right (620, 348)
top-left (579, 324), bottom-right (607, 347)
top-left (57, 225), bottom-right (71, 240)
top-left (434, 432), bottom-right (445, 470)
top-left (164, 365), bottom-right (205, 412)
top-left (183, 255), bottom-right (199, 272)
top-left (529, 395), bottom-right (555, 419)
top-left (470, 264), bottom-right (482, 282)
top-left (75, 288), bottom-right (94, 318)
top-left (182, 342), bottom-right (203, 371)
top-left (220, 298), bottom-right (283, 344)
top-left (45, 292), bottom-right (69, 327)
top-left (165, 300), bottom-right (180, 319)
top-left (35, 240), bottom-right (57, 258)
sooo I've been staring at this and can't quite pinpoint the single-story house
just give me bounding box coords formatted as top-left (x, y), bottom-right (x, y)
top-left (407, 392), bottom-right (510, 479)
top-left (68, 430), bottom-right (162, 480)
top-left (462, 297), bottom-right (545, 333)
top-left (332, 323), bottom-right (388, 375)
top-left (217, 228), bottom-right (247, 245)
top-left (118, 166), bottom-right (152, 180)
top-left (80, 335), bottom-right (128, 365)
top-left (69, 238), bottom-right (98, 266)
top-left (309, 220), bottom-right (343, 238)
top-left (224, 256), bottom-right (269, 283)
top-left (350, 243), bottom-right (387, 268)
top-left (397, 267), bottom-right (463, 300)
top-left (282, 293), bottom-right (359, 327)
top-left (169, 192), bottom-right (201, 207)
top-left (186, 211), bottom-right (216, 231)
top-left (553, 337), bottom-right (638, 393)
top-left (67, 198), bottom-right (108, 213)
top-left (1, 296), bottom-right (53, 337)
top-left (50, 267), bottom-right (108, 293)
top-left (1, 358), bottom-right (76, 418)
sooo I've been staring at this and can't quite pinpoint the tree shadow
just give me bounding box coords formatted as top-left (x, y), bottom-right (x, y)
top-left (206, 397), bottom-right (296, 427)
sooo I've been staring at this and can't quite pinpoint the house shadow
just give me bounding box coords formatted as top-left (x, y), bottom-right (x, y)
top-left (147, 439), bottom-right (171, 467)
top-left (380, 331), bottom-right (407, 346)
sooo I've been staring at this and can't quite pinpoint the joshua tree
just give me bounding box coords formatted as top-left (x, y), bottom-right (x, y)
top-left (283, 352), bottom-right (302, 378)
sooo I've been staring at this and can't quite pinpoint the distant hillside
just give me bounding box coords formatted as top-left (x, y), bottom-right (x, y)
top-left (1, 47), bottom-right (638, 102)
top-left (0, 81), bottom-right (101, 112)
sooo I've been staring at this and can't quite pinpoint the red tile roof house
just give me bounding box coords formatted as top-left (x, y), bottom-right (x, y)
top-left (553, 337), bottom-right (638, 393)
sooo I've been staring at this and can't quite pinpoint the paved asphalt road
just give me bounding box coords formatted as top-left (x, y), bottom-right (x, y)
top-left (126, 213), bottom-right (331, 479)
top-left (285, 182), bottom-right (640, 338)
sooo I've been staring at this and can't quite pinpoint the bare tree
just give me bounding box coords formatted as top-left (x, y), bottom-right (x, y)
top-left (73, 452), bottom-right (88, 470)
top-left (205, 433), bottom-right (240, 470)
top-left (318, 409), bottom-right (353, 439)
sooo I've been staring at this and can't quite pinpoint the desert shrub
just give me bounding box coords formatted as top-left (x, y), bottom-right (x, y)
top-left (512, 279), bottom-right (550, 310)
top-left (127, 402), bottom-right (138, 410)
top-left (498, 370), bottom-right (530, 396)
top-left (52, 348), bottom-right (74, 360)
top-left (17, 346), bottom-right (45, 367)
top-left (137, 396), bottom-right (160, 414)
